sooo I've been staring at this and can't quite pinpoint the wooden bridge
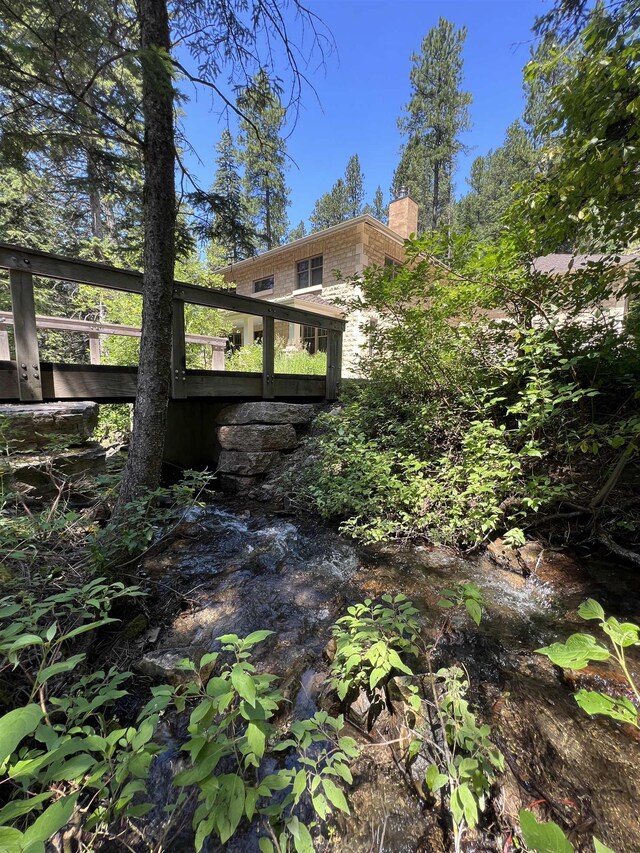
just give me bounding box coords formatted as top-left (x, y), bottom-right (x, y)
top-left (0, 243), bottom-right (345, 405)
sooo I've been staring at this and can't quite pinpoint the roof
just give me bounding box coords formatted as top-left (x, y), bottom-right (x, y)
top-left (215, 214), bottom-right (404, 276)
top-left (532, 251), bottom-right (640, 274)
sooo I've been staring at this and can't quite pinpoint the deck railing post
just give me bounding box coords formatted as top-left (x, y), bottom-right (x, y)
top-left (171, 298), bottom-right (187, 399)
top-left (325, 328), bottom-right (343, 401)
top-left (9, 269), bottom-right (42, 401)
top-left (88, 332), bottom-right (101, 365)
top-left (0, 328), bottom-right (10, 361)
top-left (262, 314), bottom-right (275, 399)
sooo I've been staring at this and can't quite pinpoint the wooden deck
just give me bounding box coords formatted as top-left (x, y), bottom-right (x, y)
top-left (0, 243), bottom-right (344, 404)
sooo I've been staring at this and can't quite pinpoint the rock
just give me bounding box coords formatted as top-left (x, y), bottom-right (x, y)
top-left (217, 424), bottom-right (298, 452)
top-left (217, 450), bottom-right (279, 476)
top-left (216, 402), bottom-right (315, 426)
top-left (6, 441), bottom-right (106, 497)
top-left (218, 474), bottom-right (263, 493)
top-left (0, 401), bottom-right (98, 452)
top-left (485, 538), bottom-right (528, 574)
top-left (135, 649), bottom-right (214, 685)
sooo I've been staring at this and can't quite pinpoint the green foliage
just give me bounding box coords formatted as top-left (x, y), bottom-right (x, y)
top-left (226, 341), bottom-right (327, 376)
top-left (0, 579), bottom-right (163, 849)
top-left (437, 582), bottom-right (484, 626)
top-left (519, 809), bottom-right (616, 853)
top-left (329, 594), bottom-right (420, 700)
top-left (309, 154), bottom-right (366, 231)
top-left (173, 632), bottom-right (358, 852)
top-left (90, 469), bottom-right (211, 566)
top-left (536, 599), bottom-right (639, 729)
top-left (296, 229), bottom-right (640, 547)
top-left (422, 665), bottom-right (505, 846)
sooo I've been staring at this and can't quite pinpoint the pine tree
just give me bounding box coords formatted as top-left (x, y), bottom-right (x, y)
top-left (199, 129), bottom-right (255, 262)
top-left (288, 220), bottom-right (306, 240)
top-left (237, 69), bottom-right (289, 251)
top-left (308, 153), bottom-right (365, 232)
top-left (344, 154), bottom-right (365, 218)
top-left (455, 121), bottom-right (537, 241)
top-left (309, 178), bottom-right (349, 231)
top-left (392, 18), bottom-right (472, 233)
top-left (364, 185), bottom-right (387, 223)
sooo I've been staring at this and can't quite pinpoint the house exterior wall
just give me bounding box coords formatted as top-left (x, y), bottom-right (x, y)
top-left (222, 220), bottom-right (368, 299)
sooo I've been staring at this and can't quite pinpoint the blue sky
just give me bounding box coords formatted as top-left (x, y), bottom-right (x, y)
top-left (179, 0), bottom-right (546, 228)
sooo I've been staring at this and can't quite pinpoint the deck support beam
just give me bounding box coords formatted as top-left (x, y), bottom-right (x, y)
top-left (9, 270), bottom-right (42, 401)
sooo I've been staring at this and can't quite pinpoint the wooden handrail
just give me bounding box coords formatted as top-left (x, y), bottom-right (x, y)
top-left (0, 242), bottom-right (344, 402)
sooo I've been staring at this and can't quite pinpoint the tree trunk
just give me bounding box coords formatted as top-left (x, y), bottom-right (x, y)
top-left (265, 180), bottom-right (272, 250)
top-left (115, 0), bottom-right (175, 512)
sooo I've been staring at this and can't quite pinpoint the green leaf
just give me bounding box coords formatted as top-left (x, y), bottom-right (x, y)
top-left (465, 599), bottom-right (482, 626)
top-left (535, 633), bottom-right (610, 669)
top-left (593, 839), bottom-right (617, 853)
top-left (292, 821), bottom-right (314, 853)
top-left (322, 778), bottom-right (350, 814)
top-left (259, 839), bottom-right (275, 853)
top-left (338, 736), bottom-right (359, 758)
top-left (0, 792), bottom-right (53, 824)
top-left (36, 654), bottom-right (86, 685)
top-left (0, 828), bottom-right (24, 853)
top-left (231, 667), bottom-right (256, 707)
top-left (311, 792), bottom-right (330, 820)
top-left (292, 769), bottom-right (307, 798)
top-left (519, 809), bottom-right (574, 853)
top-left (246, 721), bottom-right (266, 759)
top-left (23, 794), bottom-right (78, 845)
top-left (369, 666), bottom-right (387, 689)
top-left (243, 630), bottom-right (275, 646)
top-left (0, 704), bottom-right (44, 765)
top-left (574, 690), bottom-right (638, 726)
top-left (458, 783), bottom-right (478, 828)
top-left (387, 648), bottom-right (413, 674)
top-left (577, 599), bottom-right (605, 621)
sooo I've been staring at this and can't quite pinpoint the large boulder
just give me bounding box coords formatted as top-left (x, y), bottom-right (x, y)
top-left (217, 423), bottom-right (297, 452)
top-left (216, 402), bottom-right (315, 426)
top-left (0, 401), bottom-right (99, 452)
top-left (217, 450), bottom-right (280, 476)
top-left (4, 442), bottom-right (106, 497)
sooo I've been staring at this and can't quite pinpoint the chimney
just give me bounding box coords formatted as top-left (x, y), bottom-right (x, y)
top-left (388, 186), bottom-right (418, 240)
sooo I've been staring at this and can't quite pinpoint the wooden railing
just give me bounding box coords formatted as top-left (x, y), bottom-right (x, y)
top-left (0, 311), bottom-right (227, 369)
top-left (0, 243), bottom-right (344, 403)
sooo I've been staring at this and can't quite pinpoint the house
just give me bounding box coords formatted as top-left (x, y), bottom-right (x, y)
top-left (216, 191), bottom-right (635, 377)
top-left (216, 192), bottom-right (419, 377)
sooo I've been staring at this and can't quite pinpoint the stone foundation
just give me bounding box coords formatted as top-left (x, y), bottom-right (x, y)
top-left (215, 402), bottom-right (315, 493)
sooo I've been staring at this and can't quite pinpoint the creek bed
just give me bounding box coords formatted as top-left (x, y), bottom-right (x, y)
top-left (138, 503), bottom-right (640, 852)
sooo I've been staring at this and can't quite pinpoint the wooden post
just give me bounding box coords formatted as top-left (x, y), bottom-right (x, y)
top-left (88, 332), bottom-right (101, 365)
top-left (325, 328), bottom-right (343, 401)
top-left (171, 298), bottom-right (187, 398)
top-left (262, 314), bottom-right (275, 399)
top-left (9, 269), bottom-right (42, 401)
top-left (0, 329), bottom-right (10, 361)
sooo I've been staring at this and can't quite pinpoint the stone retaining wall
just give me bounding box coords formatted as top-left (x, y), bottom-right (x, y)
top-left (215, 402), bottom-right (315, 492)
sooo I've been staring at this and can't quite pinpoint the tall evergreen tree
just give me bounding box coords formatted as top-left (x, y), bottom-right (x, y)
top-left (344, 154), bottom-right (365, 218)
top-left (237, 69), bottom-right (289, 251)
top-left (309, 153), bottom-right (365, 231)
top-left (392, 18), bottom-right (472, 233)
top-left (288, 220), bottom-right (307, 240)
top-left (455, 121), bottom-right (538, 241)
top-left (309, 178), bottom-right (348, 231)
top-left (364, 185), bottom-right (387, 223)
top-left (195, 129), bottom-right (256, 262)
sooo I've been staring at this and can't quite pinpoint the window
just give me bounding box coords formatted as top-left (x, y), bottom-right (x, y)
top-left (384, 256), bottom-right (401, 277)
top-left (302, 325), bottom-right (328, 355)
top-left (254, 276), bottom-right (274, 294)
top-left (227, 330), bottom-right (242, 352)
top-left (296, 255), bottom-right (323, 289)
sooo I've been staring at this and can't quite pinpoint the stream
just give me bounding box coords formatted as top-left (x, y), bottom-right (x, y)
top-left (135, 503), bottom-right (640, 853)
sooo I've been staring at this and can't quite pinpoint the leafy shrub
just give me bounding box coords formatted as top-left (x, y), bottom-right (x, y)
top-left (171, 631), bottom-right (358, 852)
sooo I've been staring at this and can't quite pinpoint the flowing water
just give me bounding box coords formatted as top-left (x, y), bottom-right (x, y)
top-left (138, 503), bottom-right (640, 852)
